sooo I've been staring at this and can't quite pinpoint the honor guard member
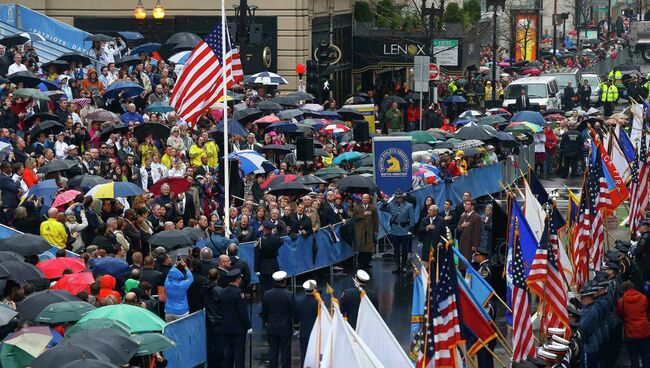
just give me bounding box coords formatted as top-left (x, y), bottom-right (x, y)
top-left (601, 261), bottom-right (623, 367)
top-left (340, 270), bottom-right (378, 329)
top-left (221, 269), bottom-right (250, 368)
top-left (260, 271), bottom-right (295, 368)
top-left (472, 243), bottom-right (497, 368)
top-left (255, 220), bottom-right (283, 294)
top-left (380, 189), bottom-right (415, 274)
top-left (472, 243), bottom-right (492, 279)
top-left (296, 280), bottom-right (319, 367)
top-left (578, 287), bottom-right (602, 368)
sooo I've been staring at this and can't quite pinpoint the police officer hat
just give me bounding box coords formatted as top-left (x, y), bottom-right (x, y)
top-left (475, 243), bottom-right (490, 256)
top-left (302, 279), bottom-right (317, 291)
top-left (603, 261), bottom-right (620, 272)
top-left (214, 220), bottom-right (224, 228)
top-left (353, 269), bottom-right (370, 287)
top-left (579, 287), bottom-right (598, 298)
top-left (615, 240), bottom-right (632, 253)
top-left (272, 270), bottom-right (287, 282)
top-left (262, 220), bottom-right (275, 229)
top-left (226, 268), bottom-right (242, 280)
top-left (605, 250), bottom-right (624, 262)
top-left (567, 303), bottom-right (582, 317)
top-left (394, 189), bottom-right (406, 197)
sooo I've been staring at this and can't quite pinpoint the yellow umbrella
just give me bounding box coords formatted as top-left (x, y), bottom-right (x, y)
top-left (86, 182), bottom-right (144, 199)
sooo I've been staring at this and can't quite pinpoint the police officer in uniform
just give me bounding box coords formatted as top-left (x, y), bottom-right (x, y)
top-left (295, 279), bottom-right (319, 367)
top-left (601, 261), bottom-right (623, 367)
top-left (203, 269), bottom-right (224, 368)
top-left (559, 125), bottom-right (584, 178)
top-left (260, 271), bottom-right (295, 368)
top-left (599, 79), bottom-right (619, 117)
top-left (255, 220), bottom-right (283, 294)
top-left (380, 189), bottom-right (415, 274)
top-left (221, 269), bottom-right (250, 368)
top-left (340, 270), bottom-right (378, 329)
top-left (578, 286), bottom-right (602, 367)
top-left (472, 244), bottom-right (497, 368)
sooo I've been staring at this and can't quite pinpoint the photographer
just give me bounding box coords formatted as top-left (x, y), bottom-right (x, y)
top-left (163, 256), bottom-right (193, 322)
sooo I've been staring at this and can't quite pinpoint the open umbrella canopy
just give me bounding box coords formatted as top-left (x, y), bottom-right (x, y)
top-left (213, 119), bottom-right (248, 137)
top-left (56, 52), bottom-right (92, 66)
top-left (7, 71), bottom-right (41, 88)
top-left (314, 166), bottom-right (349, 179)
top-left (86, 109), bottom-right (120, 122)
top-left (261, 144), bottom-right (294, 155)
top-left (60, 359), bottom-right (118, 368)
top-left (132, 333), bottom-right (176, 356)
top-left (29, 120), bottom-right (64, 139)
top-left (114, 55), bottom-right (143, 68)
top-left (149, 177), bottom-right (191, 196)
top-left (337, 175), bottom-right (377, 194)
top-left (99, 124), bottom-right (130, 141)
top-left (14, 88), bottom-right (50, 101)
top-left (0, 303), bottom-right (18, 326)
top-left (253, 114), bottom-right (280, 124)
top-left (34, 301), bottom-right (95, 324)
top-left (453, 139), bottom-right (486, 149)
top-left (0, 34), bottom-right (29, 47)
top-left (41, 60), bottom-right (70, 74)
top-left (103, 80), bottom-right (144, 100)
top-left (445, 95), bottom-right (467, 103)
top-left (17, 290), bottom-right (78, 321)
top-left (51, 272), bottom-right (95, 295)
top-left (454, 124), bottom-right (497, 140)
top-left (510, 110), bottom-right (548, 126)
top-left (0, 251), bottom-right (24, 262)
top-left (67, 175), bottom-right (108, 190)
top-left (51, 190), bottom-right (81, 208)
top-left (398, 130), bottom-right (439, 144)
top-left (25, 112), bottom-right (59, 125)
top-left (89, 257), bottom-right (130, 278)
top-left (0, 261), bottom-right (44, 283)
top-left (133, 122), bottom-right (170, 141)
top-left (149, 230), bottom-right (194, 251)
top-left (256, 100), bottom-right (284, 111)
top-left (144, 101), bottom-right (175, 113)
top-left (297, 175), bottom-right (327, 186)
top-left (86, 182), bottom-right (144, 199)
top-left (29, 342), bottom-right (112, 368)
top-left (130, 42), bottom-right (162, 55)
top-left (261, 174), bottom-right (297, 189)
top-left (287, 91), bottom-right (315, 101)
top-left (272, 96), bottom-right (299, 107)
top-left (36, 258), bottom-right (86, 279)
top-left (85, 33), bottom-right (113, 42)
top-left (477, 115), bottom-right (507, 126)
top-left (332, 151), bottom-right (364, 165)
top-left (245, 71), bottom-right (288, 85)
top-left (233, 108), bottom-right (264, 124)
top-left (267, 181), bottom-right (312, 197)
top-left (0, 233), bottom-right (51, 256)
top-left (229, 150), bottom-right (275, 174)
top-left (493, 131), bottom-right (521, 147)
top-left (451, 118), bottom-right (477, 126)
top-left (277, 109), bottom-right (304, 120)
top-left (37, 159), bottom-right (77, 174)
top-left (459, 110), bottom-right (484, 118)
top-left (64, 330), bottom-right (138, 364)
top-left (486, 108), bottom-right (512, 118)
top-left (505, 121), bottom-right (542, 133)
top-left (0, 326), bottom-right (52, 368)
top-left (78, 304), bottom-right (166, 333)
top-left (321, 123), bottom-right (350, 134)
top-left (65, 318), bottom-right (131, 337)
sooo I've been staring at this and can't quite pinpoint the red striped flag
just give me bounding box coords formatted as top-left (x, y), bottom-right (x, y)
top-left (170, 23), bottom-right (243, 127)
top-left (512, 225), bottom-right (536, 362)
top-left (629, 129), bottom-right (649, 235)
top-left (589, 142), bottom-right (610, 269)
top-left (572, 179), bottom-right (591, 287)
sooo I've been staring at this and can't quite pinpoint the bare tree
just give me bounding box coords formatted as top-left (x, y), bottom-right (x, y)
top-left (497, 0), bottom-right (538, 59)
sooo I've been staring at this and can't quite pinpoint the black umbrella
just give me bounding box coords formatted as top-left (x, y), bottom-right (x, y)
top-left (493, 131), bottom-right (520, 147)
top-left (37, 159), bottom-right (77, 174)
top-left (412, 143), bottom-right (433, 151)
top-left (337, 108), bottom-right (364, 121)
top-left (383, 95), bottom-right (407, 105)
top-left (357, 155), bottom-right (374, 167)
top-left (99, 124), bottom-right (130, 141)
top-left (297, 175), bottom-right (327, 186)
top-left (267, 182), bottom-right (312, 197)
top-left (7, 71), bottom-right (41, 88)
top-left (233, 108), bottom-right (264, 124)
top-left (160, 32), bottom-right (202, 59)
top-left (433, 141), bottom-right (455, 149)
top-left (29, 120), bottom-right (65, 139)
top-left (0, 34), bottom-right (29, 47)
top-left (0, 233), bottom-right (51, 255)
top-left (86, 109), bottom-right (120, 122)
top-left (182, 227), bottom-right (207, 241)
top-left (272, 96), bottom-right (299, 107)
top-left (134, 123), bottom-right (171, 141)
top-left (337, 175), bottom-right (378, 194)
top-left (149, 230), bottom-right (194, 251)
top-left (115, 55), bottom-right (143, 68)
top-left (67, 175), bottom-right (108, 190)
top-left (25, 112), bottom-right (59, 126)
top-left (503, 66), bottom-right (521, 74)
top-left (0, 251), bottom-right (24, 262)
top-left (84, 33), bottom-right (113, 42)
top-left (17, 289), bottom-right (78, 321)
top-left (287, 91), bottom-right (315, 101)
top-left (540, 109), bottom-right (564, 116)
top-left (41, 60), bottom-right (70, 74)
top-left (57, 52), bottom-right (92, 66)
top-left (59, 359), bottom-right (117, 368)
top-left (30, 342), bottom-right (111, 368)
top-left (277, 109), bottom-right (304, 120)
top-left (0, 261), bottom-right (44, 283)
top-left (261, 144), bottom-right (294, 155)
top-left (256, 100), bottom-right (284, 111)
top-left (171, 40), bottom-right (199, 53)
top-left (65, 331), bottom-right (138, 365)
top-left (454, 124), bottom-right (497, 140)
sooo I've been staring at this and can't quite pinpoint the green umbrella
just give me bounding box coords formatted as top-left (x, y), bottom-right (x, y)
top-left (445, 138), bottom-right (464, 145)
top-left (351, 166), bottom-right (374, 175)
top-left (65, 318), bottom-right (131, 336)
top-left (77, 304), bottom-right (166, 333)
top-left (132, 333), bottom-right (176, 356)
top-left (0, 326), bottom-right (52, 368)
top-left (477, 115), bottom-right (507, 126)
top-left (13, 88), bottom-right (50, 102)
top-left (314, 166), bottom-right (349, 179)
top-left (400, 131), bottom-right (439, 144)
top-left (145, 101), bottom-right (175, 113)
top-left (35, 301), bottom-right (96, 324)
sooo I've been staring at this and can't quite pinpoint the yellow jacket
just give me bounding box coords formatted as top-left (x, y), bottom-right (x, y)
top-left (140, 144), bottom-right (157, 166)
top-left (189, 144), bottom-right (207, 167)
top-left (40, 218), bottom-right (68, 249)
top-left (600, 84), bottom-right (619, 102)
top-left (204, 141), bottom-right (219, 169)
top-left (161, 154), bottom-right (173, 170)
top-left (322, 153), bottom-right (334, 167)
top-left (484, 85), bottom-right (493, 101)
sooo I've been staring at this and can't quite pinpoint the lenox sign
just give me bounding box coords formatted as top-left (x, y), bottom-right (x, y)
top-left (382, 43), bottom-right (427, 56)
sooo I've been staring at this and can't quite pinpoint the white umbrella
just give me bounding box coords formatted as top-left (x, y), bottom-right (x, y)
top-left (245, 71), bottom-right (288, 85)
top-left (301, 103), bottom-right (324, 111)
top-left (459, 110), bottom-right (484, 118)
top-left (229, 150), bottom-right (275, 174)
top-left (168, 51), bottom-right (191, 64)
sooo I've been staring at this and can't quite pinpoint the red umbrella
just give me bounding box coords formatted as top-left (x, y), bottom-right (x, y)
top-left (51, 189), bottom-right (81, 208)
top-left (37, 257), bottom-right (86, 279)
top-left (51, 272), bottom-right (95, 294)
top-left (260, 174), bottom-right (297, 189)
top-left (149, 177), bottom-right (192, 196)
top-left (522, 68), bottom-right (541, 76)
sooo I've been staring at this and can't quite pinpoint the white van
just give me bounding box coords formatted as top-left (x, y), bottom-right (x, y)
top-left (503, 76), bottom-right (562, 110)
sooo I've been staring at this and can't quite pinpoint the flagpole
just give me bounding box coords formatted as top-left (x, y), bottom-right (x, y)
top-left (221, 0), bottom-right (230, 236)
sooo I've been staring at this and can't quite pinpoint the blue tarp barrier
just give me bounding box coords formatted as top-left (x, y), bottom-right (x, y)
top-left (163, 310), bottom-right (207, 368)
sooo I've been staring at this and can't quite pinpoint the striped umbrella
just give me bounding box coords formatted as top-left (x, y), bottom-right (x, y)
top-left (245, 71), bottom-right (288, 85)
top-left (320, 124), bottom-right (350, 134)
top-left (230, 150), bottom-right (276, 175)
top-left (261, 174), bottom-right (297, 189)
top-left (86, 182), bottom-right (144, 199)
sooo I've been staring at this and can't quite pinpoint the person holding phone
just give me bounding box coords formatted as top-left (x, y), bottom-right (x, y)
top-left (163, 256), bottom-right (193, 322)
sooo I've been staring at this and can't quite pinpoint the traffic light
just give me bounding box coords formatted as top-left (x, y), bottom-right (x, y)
top-left (306, 60), bottom-right (319, 95)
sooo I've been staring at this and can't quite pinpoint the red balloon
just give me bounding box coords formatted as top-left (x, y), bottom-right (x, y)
top-left (295, 63), bottom-right (306, 75)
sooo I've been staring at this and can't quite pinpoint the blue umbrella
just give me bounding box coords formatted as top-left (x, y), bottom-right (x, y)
top-left (23, 179), bottom-right (58, 208)
top-left (130, 42), bottom-right (161, 55)
top-left (452, 118), bottom-right (478, 126)
top-left (510, 110), bottom-right (548, 126)
top-left (117, 31), bottom-right (144, 41)
top-left (445, 95), bottom-right (467, 103)
top-left (38, 79), bottom-right (59, 91)
top-left (144, 102), bottom-right (175, 113)
top-left (103, 81), bottom-right (144, 100)
top-left (89, 257), bottom-right (130, 277)
top-left (266, 121), bottom-right (299, 133)
top-left (215, 120), bottom-right (248, 137)
top-left (229, 150), bottom-right (276, 174)
top-left (332, 151), bottom-right (364, 165)
top-left (320, 111), bottom-right (342, 119)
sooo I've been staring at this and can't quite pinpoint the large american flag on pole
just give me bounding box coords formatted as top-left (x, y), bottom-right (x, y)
top-left (512, 223), bottom-right (536, 362)
top-left (589, 142), bottom-right (610, 270)
top-left (629, 128), bottom-right (649, 235)
top-left (572, 179), bottom-right (591, 287)
top-left (418, 243), bottom-right (462, 368)
top-left (170, 23), bottom-right (243, 126)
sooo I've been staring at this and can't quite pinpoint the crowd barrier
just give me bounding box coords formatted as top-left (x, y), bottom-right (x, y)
top-left (163, 310), bottom-right (207, 368)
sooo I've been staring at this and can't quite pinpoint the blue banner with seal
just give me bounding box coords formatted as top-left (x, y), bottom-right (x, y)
top-left (373, 136), bottom-right (412, 196)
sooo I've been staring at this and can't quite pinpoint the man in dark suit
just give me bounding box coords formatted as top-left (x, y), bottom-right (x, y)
top-left (340, 270), bottom-right (378, 329)
top-left (296, 280), bottom-right (319, 366)
top-left (260, 271), bottom-right (295, 368)
top-left (195, 155), bottom-right (214, 177)
top-left (288, 203), bottom-right (313, 238)
top-left (418, 204), bottom-right (446, 264)
top-left (319, 191), bottom-right (340, 227)
top-left (0, 162), bottom-right (20, 224)
top-left (255, 220), bottom-right (283, 294)
top-left (227, 244), bottom-right (251, 292)
top-left (514, 88), bottom-right (531, 111)
top-left (456, 200), bottom-right (483, 270)
top-left (203, 269), bottom-right (224, 368)
top-left (221, 269), bottom-right (250, 368)
top-left (237, 133), bottom-right (262, 152)
top-left (216, 255), bottom-right (232, 288)
top-left (140, 256), bottom-right (165, 294)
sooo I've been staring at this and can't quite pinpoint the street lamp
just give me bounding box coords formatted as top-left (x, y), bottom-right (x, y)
top-left (152, 0), bottom-right (165, 19)
top-left (134, 0), bottom-right (146, 20)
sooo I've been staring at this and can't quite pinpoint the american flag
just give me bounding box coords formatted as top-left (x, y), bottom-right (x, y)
top-left (528, 218), bottom-right (569, 335)
top-left (588, 144), bottom-right (610, 269)
top-left (512, 225), bottom-right (536, 362)
top-left (418, 243), bottom-right (462, 368)
top-left (629, 129), bottom-right (649, 235)
top-left (572, 179), bottom-right (591, 287)
top-left (170, 23), bottom-right (243, 127)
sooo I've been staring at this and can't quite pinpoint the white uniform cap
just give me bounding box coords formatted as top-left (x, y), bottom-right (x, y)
top-left (356, 270), bottom-right (370, 283)
top-left (537, 348), bottom-right (557, 361)
top-left (302, 279), bottom-right (317, 291)
top-left (545, 343), bottom-right (568, 352)
top-left (551, 334), bottom-right (570, 345)
top-left (272, 271), bottom-right (287, 281)
top-left (548, 327), bottom-right (566, 336)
